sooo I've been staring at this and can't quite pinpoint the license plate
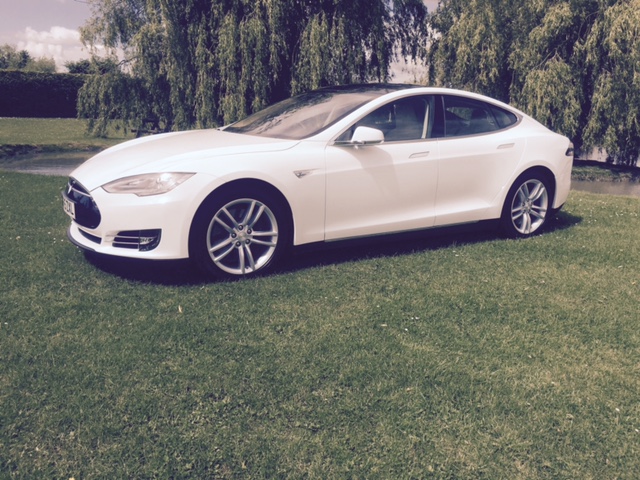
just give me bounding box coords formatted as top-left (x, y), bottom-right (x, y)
top-left (62, 195), bottom-right (76, 219)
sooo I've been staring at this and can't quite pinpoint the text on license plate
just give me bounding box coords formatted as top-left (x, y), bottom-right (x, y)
top-left (63, 196), bottom-right (76, 219)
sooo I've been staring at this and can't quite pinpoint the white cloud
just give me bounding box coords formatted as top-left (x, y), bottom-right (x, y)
top-left (16, 26), bottom-right (91, 72)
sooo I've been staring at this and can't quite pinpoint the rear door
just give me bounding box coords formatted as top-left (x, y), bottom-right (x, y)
top-left (434, 95), bottom-right (525, 226)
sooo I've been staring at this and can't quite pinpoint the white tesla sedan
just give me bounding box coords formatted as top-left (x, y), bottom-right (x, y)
top-left (63, 84), bottom-right (573, 279)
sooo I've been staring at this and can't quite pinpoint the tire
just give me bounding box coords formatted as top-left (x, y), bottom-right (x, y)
top-left (190, 189), bottom-right (291, 279)
top-left (501, 173), bottom-right (552, 238)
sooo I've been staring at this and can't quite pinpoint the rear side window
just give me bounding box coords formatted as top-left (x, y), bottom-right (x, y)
top-left (441, 95), bottom-right (518, 138)
top-left (491, 106), bottom-right (518, 129)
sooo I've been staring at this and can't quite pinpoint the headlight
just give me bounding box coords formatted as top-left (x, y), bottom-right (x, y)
top-left (102, 173), bottom-right (195, 196)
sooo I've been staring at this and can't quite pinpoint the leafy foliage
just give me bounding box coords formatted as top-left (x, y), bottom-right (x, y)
top-left (583, 0), bottom-right (640, 165)
top-left (0, 71), bottom-right (85, 118)
top-left (65, 58), bottom-right (119, 75)
top-left (78, 0), bottom-right (428, 134)
top-left (78, 0), bottom-right (640, 165)
top-left (0, 44), bottom-right (56, 73)
top-left (428, 0), bottom-right (513, 101)
top-left (429, 0), bottom-right (594, 137)
top-left (429, 0), bottom-right (640, 166)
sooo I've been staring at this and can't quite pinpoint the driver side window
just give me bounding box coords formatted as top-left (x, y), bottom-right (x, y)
top-left (337, 96), bottom-right (432, 143)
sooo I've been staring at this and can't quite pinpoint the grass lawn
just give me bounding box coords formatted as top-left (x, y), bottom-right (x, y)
top-left (0, 118), bottom-right (133, 157)
top-left (572, 161), bottom-right (640, 183)
top-left (1, 171), bottom-right (639, 478)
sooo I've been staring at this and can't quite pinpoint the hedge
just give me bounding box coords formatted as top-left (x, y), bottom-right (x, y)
top-left (0, 70), bottom-right (86, 118)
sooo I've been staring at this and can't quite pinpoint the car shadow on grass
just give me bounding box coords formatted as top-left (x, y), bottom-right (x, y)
top-left (83, 211), bottom-right (582, 285)
top-left (285, 211), bottom-right (581, 274)
top-left (83, 252), bottom-right (207, 286)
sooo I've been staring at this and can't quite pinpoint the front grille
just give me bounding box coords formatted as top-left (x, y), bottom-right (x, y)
top-left (66, 178), bottom-right (101, 229)
top-left (113, 229), bottom-right (162, 251)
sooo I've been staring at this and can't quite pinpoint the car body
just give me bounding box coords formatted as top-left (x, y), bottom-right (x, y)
top-left (63, 84), bottom-right (573, 279)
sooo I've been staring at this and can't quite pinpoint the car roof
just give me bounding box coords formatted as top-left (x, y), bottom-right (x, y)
top-left (307, 83), bottom-right (422, 95)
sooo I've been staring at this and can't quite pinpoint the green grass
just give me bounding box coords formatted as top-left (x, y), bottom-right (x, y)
top-left (572, 164), bottom-right (640, 183)
top-left (1, 171), bottom-right (640, 479)
top-left (0, 118), bottom-right (132, 157)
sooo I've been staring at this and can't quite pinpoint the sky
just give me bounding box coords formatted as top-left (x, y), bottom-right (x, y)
top-left (0, 0), bottom-right (440, 73)
top-left (0, 0), bottom-right (96, 71)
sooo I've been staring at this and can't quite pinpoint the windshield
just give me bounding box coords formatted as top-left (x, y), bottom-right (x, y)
top-left (224, 85), bottom-right (410, 139)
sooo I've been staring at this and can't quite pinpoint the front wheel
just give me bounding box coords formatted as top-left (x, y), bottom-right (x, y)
top-left (501, 174), bottom-right (551, 238)
top-left (190, 191), bottom-right (291, 279)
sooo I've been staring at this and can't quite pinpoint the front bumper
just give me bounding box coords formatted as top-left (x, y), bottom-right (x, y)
top-left (63, 174), bottom-right (215, 260)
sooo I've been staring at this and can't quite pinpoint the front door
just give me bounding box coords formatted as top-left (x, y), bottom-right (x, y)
top-left (324, 95), bottom-right (439, 241)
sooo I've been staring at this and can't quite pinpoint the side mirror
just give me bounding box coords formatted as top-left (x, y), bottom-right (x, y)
top-left (346, 126), bottom-right (385, 146)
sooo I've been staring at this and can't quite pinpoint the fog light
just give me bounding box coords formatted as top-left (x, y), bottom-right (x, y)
top-left (139, 231), bottom-right (162, 251)
top-left (113, 229), bottom-right (162, 251)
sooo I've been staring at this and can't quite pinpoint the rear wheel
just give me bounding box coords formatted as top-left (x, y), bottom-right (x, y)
top-left (191, 190), bottom-right (291, 279)
top-left (501, 174), bottom-right (551, 238)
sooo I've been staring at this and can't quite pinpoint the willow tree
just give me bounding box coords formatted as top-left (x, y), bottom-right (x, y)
top-left (78, 0), bottom-right (428, 134)
top-left (428, 0), bottom-right (640, 165)
top-left (427, 0), bottom-right (515, 102)
top-left (582, 0), bottom-right (640, 165)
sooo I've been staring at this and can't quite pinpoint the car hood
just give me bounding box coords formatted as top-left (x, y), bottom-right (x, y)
top-left (71, 129), bottom-right (299, 191)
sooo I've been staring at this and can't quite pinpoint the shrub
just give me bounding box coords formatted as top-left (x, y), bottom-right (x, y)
top-left (0, 70), bottom-right (86, 118)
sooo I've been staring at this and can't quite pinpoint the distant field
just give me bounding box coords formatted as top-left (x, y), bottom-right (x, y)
top-left (0, 118), bottom-right (132, 156)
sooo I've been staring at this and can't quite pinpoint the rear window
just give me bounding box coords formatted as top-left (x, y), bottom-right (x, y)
top-left (491, 106), bottom-right (518, 129)
top-left (442, 95), bottom-right (519, 137)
